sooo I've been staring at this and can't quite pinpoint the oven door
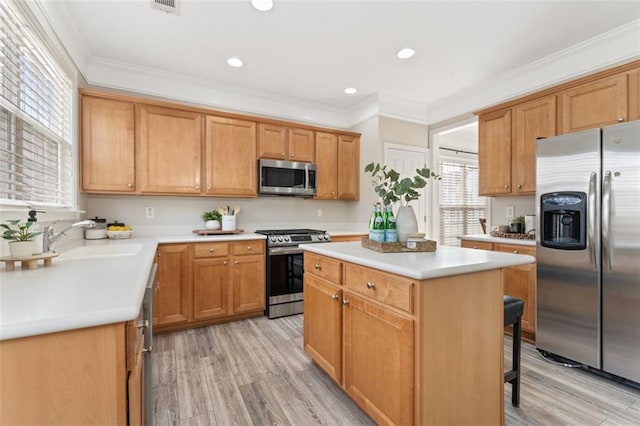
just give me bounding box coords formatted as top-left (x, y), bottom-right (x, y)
top-left (267, 246), bottom-right (304, 305)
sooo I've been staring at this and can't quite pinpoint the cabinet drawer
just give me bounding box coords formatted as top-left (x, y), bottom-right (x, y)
top-left (460, 240), bottom-right (493, 251)
top-left (232, 240), bottom-right (265, 256)
top-left (344, 264), bottom-right (414, 313)
top-left (304, 252), bottom-right (342, 284)
top-left (193, 242), bottom-right (229, 258)
top-left (494, 243), bottom-right (536, 258)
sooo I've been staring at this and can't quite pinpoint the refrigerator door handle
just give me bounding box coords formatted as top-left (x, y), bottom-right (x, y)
top-left (602, 170), bottom-right (612, 272)
top-left (588, 172), bottom-right (598, 270)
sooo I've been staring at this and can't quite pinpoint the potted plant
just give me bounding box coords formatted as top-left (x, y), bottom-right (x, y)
top-left (201, 210), bottom-right (222, 230)
top-left (364, 162), bottom-right (441, 243)
top-left (1, 219), bottom-right (42, 259)
top-left (509, 216), bottom-right (525, 234)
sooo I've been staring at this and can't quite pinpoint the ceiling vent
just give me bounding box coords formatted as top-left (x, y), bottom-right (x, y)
top-left (151, 0), bottom-right (180, 15)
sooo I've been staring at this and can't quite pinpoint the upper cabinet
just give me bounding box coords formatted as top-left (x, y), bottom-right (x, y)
top-left (81, 96), bottom-right (136, 193)
top-left (204, 116), bottom-right (257, 197)
top-left (315, 132), bottom-right (360, 200)
top-left (558, 73), bottom-right (627, 134)
top-left (137, 105), bottom-right (202, 194)
top-left (258, 124), bottom-right (315, 162)
top-left (337, 135), bottom-right (359, 200)
top-left (477, 60), bottom-right (638, 196)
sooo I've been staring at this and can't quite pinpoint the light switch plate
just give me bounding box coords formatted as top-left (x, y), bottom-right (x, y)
top-left (145, 207), bottom-right (154, 219)
top-left (505, 206), bottom-right (515, 219)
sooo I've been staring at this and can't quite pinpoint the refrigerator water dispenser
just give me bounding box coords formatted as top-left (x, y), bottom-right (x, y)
top-left (540, 192), bottom-right (586, 250)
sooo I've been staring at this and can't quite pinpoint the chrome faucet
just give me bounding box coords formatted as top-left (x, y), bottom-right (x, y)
top-left (44, 220), bottom-right (96, 252)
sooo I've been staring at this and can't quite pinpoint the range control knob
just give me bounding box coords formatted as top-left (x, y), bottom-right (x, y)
top-left (324, 233), bottom-right (331, 241)
top-left (277, 235), bottom-right (283, 242)
top-left (285, 236), bottom-right (291, 242)
top-left (269, 236), bottom-right (277, 243)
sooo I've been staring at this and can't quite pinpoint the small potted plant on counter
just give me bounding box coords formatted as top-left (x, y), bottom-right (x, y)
top-left (1, 219), bottom-right (42, 259)
top-left (201, 210), bottom-right (222, 230)
top-left (509, 216), bottom-right (525, 234)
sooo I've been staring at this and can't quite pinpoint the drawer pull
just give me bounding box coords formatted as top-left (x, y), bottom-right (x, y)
top-left (247, 246), bottom-right (252, 250)
top-left (314, 264), bottom-right (322, 270)
top-left (223, 261), bottom-right (228, 265)
top-left (473, 246), bottom-right (478, 249)
top-left (617, 117), bottom-right (625, 123)
top-left (332, 294), bottom-right (339, 300)
top-left (234, 260), bottom-right (239, 265)
top-left (513, 250), bottom-right (519, 254)
top-left (366, 282), bottom-right (375, 289)
top-left (342, 298), bottom-right (349, 306)
top-left (209, 248), bottom-right (215, 253)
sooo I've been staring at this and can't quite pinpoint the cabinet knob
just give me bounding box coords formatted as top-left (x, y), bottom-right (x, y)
top-left (513, 250), bottom-right (519, 254)
top-left (366, 282), bottom-right (375, 289)
top-left (472, 246), bottom-right (478, 249)
top-left (207, 186), bottom-right (211, 190)
top-left (127, 183), bottom-right (134, 188)
top-left (290, 153), bottom-right (294, 158)
top-left (281, 152), bottom-right (285, 157)
top-left (314, 264), bottom-right (321, 270)
top-left (517, 184), bottom-right (522, 189)
top-left (247, 246), bottom-right (252, 251)
top-left (617, 117), bottom-right (625, 123)
top-left (504, 184), bottom-right (509, 189)
top-left (223, 261), bottom-right (228, 265)
top-left (332, 294), bottom-right (339, 300)
top-left (342, 298), bottom-right (349, 306)
top-left (331, 191), bottom-right (335, 195)
top-left (209, 248), bottom-right (215, 253)
top-left (234, 260), bottom-right (239, 265)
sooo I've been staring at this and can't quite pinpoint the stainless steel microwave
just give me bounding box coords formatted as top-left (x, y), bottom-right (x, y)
top-left (259, 159), bottom-right (317, 196)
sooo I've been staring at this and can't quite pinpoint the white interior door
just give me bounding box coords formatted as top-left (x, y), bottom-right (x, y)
top-left (384, 143), bottom-right (429, 234)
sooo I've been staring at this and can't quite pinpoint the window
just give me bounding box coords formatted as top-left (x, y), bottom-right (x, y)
top-left (0, 1), bottom-right (73, 207)
top-left (439, 159), bottom-right (487, 246)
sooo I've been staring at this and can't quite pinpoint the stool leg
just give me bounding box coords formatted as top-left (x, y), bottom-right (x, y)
top-left (511, 316), bottom-right (522, 407)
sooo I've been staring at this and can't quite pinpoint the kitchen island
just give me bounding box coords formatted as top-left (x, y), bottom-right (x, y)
top-left (301, 242), bottom-right (534, 426)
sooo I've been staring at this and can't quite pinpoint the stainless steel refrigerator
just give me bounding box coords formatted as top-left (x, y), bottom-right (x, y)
top-left (536, 120), bottom-right (640, 383)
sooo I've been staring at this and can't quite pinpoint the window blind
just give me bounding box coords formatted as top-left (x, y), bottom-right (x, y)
top-left (0, 1), bottom-right (73, 206)
top-left (439, 160), bottom-right (487, 246)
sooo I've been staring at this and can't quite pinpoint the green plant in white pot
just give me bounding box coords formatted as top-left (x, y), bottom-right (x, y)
top-left (364, 162), bottom-right (441, 244)
top-left (201, 210), bottom-right (222, 230)
top-left (1, 219), bottom-right (42, 259)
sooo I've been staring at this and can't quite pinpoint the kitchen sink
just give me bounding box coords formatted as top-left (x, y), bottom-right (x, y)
top-left (57, 243), bottom-right (143, 260)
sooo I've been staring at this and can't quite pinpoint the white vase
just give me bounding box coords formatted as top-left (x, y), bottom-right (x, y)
top-left (205, 220), bottom-right (221, 230)
top-left (396, 205), bottom-right (418, 245)
top-left (9, 240), bottom-right (35, 259)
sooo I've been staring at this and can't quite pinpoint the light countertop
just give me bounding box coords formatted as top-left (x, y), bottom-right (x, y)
top-left (458, 234), bottom-right (536, 247)
top-left (0, 233), bottom-right (267, 341)
top-left (301, 242), bottom-right (534, 280)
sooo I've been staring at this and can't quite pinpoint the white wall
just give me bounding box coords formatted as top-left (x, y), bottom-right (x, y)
top-left (490, 196), bottom-right (536, 230)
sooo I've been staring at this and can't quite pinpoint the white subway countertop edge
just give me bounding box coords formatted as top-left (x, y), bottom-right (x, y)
top-left (0, 237), bottom-right (158, 341)
top-left (301, 242), bottom-right (534, 280)
top-left (458, 234), bottom-right (536, 247)
top-left (156, 233), bottom-right (266, 244)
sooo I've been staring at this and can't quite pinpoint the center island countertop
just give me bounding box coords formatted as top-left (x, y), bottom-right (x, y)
top-left (301, 241), bottom-right (535, 280)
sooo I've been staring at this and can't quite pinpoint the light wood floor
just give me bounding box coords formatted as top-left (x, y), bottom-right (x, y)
top-left (153, 315), bottom-right (640, 426)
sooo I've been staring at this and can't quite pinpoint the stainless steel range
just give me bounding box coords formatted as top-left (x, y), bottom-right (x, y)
top-left (255, 228), bottom-right (331, 319)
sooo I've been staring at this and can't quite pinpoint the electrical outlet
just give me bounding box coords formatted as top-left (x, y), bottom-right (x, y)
top-left (505, 206), bottom-right (515, 219)
top-left (145, 207), bottom-right (154, 219)
top-left (317, 208), bottom-right (323, 218)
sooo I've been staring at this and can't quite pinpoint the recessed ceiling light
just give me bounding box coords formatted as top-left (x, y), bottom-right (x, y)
top-left (344, 87), bottom-right (358, 95)
top-left (251, 0), bottom-right (274, 11)
top-left (227, 57), bottom-right (244, 67)
top-left (396, 47), bottom-right (416, 59)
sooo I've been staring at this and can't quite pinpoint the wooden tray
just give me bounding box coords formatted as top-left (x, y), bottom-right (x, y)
top-left (0, 252), bottom-right (59, 270)
top-left (193, 229), bottom-right (245, 235)
top-left (361, 236), bottom-right (437, 253)
top-left (490, 231), bottom-right (535, 240)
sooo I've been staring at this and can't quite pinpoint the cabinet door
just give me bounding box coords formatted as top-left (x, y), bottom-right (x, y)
top-left (128, 347), bottom-right (145, 426)
top-left (495, 244), bottom-right (536, 335)
top-left (629, 68), bottom-right (640, 121)
top-left (232, 254), bottom-right (265, 313)
top-left (81, 96), bottom-right (136, 192)
top-left (193, 258), bottom-right (231, 320)
top-left (205, 116), bottom-right (257, 196)
top-left (156, 244), bottom-right (191, 326)
top-left (314, 132), bottom-right (338, 199)
top-left (343, 292), bottom-right (414, 426)
top-left (258, 123), bottom-right (287, 160)
top-left (512, 95), bottom-right (556, 194)
top-left (337, 135), bottom-right (359, 200)
top-left (288, 128), bottom-right (315, 162)
top-left (559, 73), bottom-right (628, 134)
top-left (137, 105), bottom-right (202, 194)
top-left (303, 274), bottom-right (342, 383)
top-left (478, 109), bottom-right (512, 195)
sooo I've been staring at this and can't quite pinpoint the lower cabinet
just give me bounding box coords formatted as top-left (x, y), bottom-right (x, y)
top-left (155, 239), bottom-right (266, 333)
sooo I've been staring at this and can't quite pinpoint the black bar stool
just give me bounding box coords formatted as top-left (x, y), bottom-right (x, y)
top-left (504, 295), bottom-right (524, 407)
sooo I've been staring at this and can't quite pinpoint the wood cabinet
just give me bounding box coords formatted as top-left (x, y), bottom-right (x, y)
top-left (559, 73), bottom-right (628, 134)
top-left (329, 233), bottom-right (367, 243)
top-left (156, 240), bottom-right (265, 333)
top-left (479, 109), bottom-right (512, 196)
top-left (137, 105), bottom-right (202, 194)
top-left (315, 132), bottom-right (360, 200)
top-left (204, 116), bottom-right (257, 196)
top-left (304, 252), bottom-right (504, 425)
top-left (628, 68), bottom-right (640, 121)
top-left (154, 244), bottom-right (192, 326)
top-left (460, 239), bottom-right (537, 339)
top-left (258, 124), bottom-right (315, 162)
top-left (81, 96), bottom-right (136, 193)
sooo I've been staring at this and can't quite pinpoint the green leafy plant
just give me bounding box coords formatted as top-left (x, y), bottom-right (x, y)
top-left (201, 210), bottom-right (222, 222)
top-left (1, 220), bottom-right (41, 242)
top-left (510, 216), bottom-right (525, 224)
top-left (364, 162), bottom-right (441, 206)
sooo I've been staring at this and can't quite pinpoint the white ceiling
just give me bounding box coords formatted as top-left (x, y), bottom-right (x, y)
top-left (48, 0), bottom-right (640, 124)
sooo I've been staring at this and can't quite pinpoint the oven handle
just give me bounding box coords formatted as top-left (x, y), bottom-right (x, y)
top-left (269, 246), bottom-right (304, 255)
